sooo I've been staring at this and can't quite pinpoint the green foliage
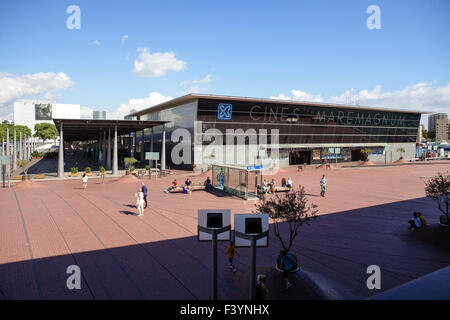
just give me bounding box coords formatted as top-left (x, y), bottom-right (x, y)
top-left (0, 123), bottom-right (32, 141)
top-left (85, 167), bottom-right (92, 173)
top-left (145, 165), bottom-right (150, 170)
top-left (425, 172), bottom-right (450, 220)
top-left (16, 159), bottom-right (31, 176)
top-left (124, 157), bottom-right (138, 169)
top-left (70, 167), bottom-right (78, 174)
top-left (360, 148), bottom-right (372, 161)
top-left (99, 166), bottom-right (105, 173)
top-left (34, 123), bottom-right (58, 142)
top-left (129, 165), bottom-right (135, 171)
top-left (255, 185), bottom-right (318, 253)
top-left (31, 152), bottom-right (44, 157)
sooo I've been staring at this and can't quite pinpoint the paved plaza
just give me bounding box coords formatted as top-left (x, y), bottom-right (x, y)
top-left (0, 162), bottom-right (449, 300)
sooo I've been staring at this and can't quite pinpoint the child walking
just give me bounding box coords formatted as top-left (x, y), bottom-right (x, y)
top-left (226, 241), bottom-right (240, 273)
top-left (82, 173), bottom-right (88, 190)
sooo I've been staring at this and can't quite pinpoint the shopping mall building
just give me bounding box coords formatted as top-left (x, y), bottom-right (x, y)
top-left (127, 94), bottom-right (423, 170)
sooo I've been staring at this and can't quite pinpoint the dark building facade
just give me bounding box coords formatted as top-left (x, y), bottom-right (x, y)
top-left (128, 94), bottom-right (423, 169)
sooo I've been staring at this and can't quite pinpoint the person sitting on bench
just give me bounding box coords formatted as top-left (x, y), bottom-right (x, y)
top-left (408, 212), bottom-right (422, 230)
top-left (418, 212), bottom-right (427, 227)
top-left (204, 176), bottom-right (213, 191)
top-left (281, 178), bottom-right (287, 187)
top-left (268, 179), bottom-right (276, 193)
top-left (287, 177), bottom-right (293, 188)
top-left (262, 179), bottom-right (268, 194)
top-left (165, 179), bottom-right (178, 193)
top-left (184, 178), bottom-right (192, 193)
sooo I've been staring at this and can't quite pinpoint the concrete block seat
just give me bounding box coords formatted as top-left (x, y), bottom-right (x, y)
top-left (168, 184), bottom-right (206, 193)
top-left (257, 185), bottom-right (292, 194)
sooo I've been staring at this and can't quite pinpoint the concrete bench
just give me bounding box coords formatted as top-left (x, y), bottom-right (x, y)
top-left (169, 185), bottom-right (206, 193)
top-left (257, 185), bottom-right (292, 194)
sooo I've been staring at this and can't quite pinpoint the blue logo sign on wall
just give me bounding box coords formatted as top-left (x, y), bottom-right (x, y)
top-left (217, 103), bottom-right (232, 120)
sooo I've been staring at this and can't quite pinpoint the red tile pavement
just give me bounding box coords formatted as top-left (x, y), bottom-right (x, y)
top-left (1, 162), bottom-right (449, 300)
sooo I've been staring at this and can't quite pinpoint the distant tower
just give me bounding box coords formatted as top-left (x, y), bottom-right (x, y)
top-left (93, 110), bottom-right (106, 120)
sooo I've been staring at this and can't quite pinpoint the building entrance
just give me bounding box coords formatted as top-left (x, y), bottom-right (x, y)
top-left (289, 151), bottom-right (311, 165)
top-left (351, 149), bottom-right (363, 161)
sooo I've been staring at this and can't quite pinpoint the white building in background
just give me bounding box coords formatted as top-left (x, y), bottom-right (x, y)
top-left (13, 100), bottom-right (81, 133)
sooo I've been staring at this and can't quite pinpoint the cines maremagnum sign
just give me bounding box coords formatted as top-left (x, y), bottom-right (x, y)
top-left (247, 104), bottom-right (409, 127)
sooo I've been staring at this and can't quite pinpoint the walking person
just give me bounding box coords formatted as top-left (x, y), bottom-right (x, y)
top-left (278, 250), bottom-right (297, 289)
top-left (135, 188), bottom-right (145, 216)
top-left (256, 274), bottom-right (269, 300)
top-left (226, 241), bottom-right (240, 273)
top-left (141, 182), bottom-right (148, 209)
top-left (320, 174), bottom-right (327, 197)
top-left (82, 173), bottom-right (88, 190)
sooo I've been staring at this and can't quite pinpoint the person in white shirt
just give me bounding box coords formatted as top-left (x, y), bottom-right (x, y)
top-left (82, 173), bottom-right (88, 190)
top-left (408, 212), bottom-right (422, 230)
top-left (136, 189), bottom-right (145, 216)
top-left (287, 178), bottom-right (293, 188)
top-left (320, 175), bottom-right (327, 197)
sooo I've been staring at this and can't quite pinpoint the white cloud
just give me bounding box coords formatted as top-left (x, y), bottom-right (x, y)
top-left (121, 35), bottom-right (128, 44)
top-left (0, 72), bottom-right (74, 120)
top-left (92, 40), bottom-right (101, 46)
top-left (133, 48), bottom-right (187, 78)
top-left (108, 92), bottom-right (173, 119)
top-left (271, 83), bottom-right (450, 115)
top-left (180, 74), bottom-right (212, 86)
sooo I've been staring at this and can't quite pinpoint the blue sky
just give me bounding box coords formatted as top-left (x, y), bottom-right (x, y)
top-left (1, 0), bottom-right (449, 123)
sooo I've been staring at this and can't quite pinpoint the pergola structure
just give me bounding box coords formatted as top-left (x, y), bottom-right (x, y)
top-left (53, 119), bottom-right (170, 178)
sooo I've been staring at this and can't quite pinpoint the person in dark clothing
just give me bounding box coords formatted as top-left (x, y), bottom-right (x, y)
top-left (255, 274), bottom-right (268, 300)
top-left (141, 182), bottom-right (148, 208)
top-left (204, 176), bottom-right (213, 191)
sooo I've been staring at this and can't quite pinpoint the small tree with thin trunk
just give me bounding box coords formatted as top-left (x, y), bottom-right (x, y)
top-left (255, 185), bottom-right (318, 253)
top-left (425, 172), bottom-right (450, 226)
top-left (17, 159), bottom-right (31, 178)
top-left (397, 148), bottom-right (406, 160)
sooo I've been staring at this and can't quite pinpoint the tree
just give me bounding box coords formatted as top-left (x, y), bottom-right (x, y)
top-left (425, 172), bottom-right (450, 226)
top-left (124, 157), bottom-right (138, 170)
top-left (0, 124), bottom-right (31, 141)
top-left (422, 128), bottom-right (428, 140)
top-left (34, 123), bottom-right (58, 142)
top-left (17, 159), bottom-right (31, 178)
top-left (396, 148), bottom-right (406, 160)
top-left (360, 148), bottom-right (371, 161)
top-left (14, 125), bottom-right (32, 139)
top-left (255, 186), bottom-right (318, 253)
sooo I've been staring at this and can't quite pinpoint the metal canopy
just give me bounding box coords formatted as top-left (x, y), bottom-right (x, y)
top-left (53, 119), bottom-right (170, 141)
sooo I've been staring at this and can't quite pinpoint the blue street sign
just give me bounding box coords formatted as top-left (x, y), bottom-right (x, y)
top-left (246, 165), bottom-right (263, 171)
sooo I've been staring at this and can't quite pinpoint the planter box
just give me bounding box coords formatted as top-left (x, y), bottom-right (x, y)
top-left (85, 172), bottom-right (93, 176)
top-left (14, 175), bottom-right (23, 180)
top-left (32, 156), bottom-right (44, 159)
top-left (35, 174), bottom-right (46, 179)
top-left (99, 172), bottom-right (106, 176)
top-left (71, 173), bottom-right (79, 177)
